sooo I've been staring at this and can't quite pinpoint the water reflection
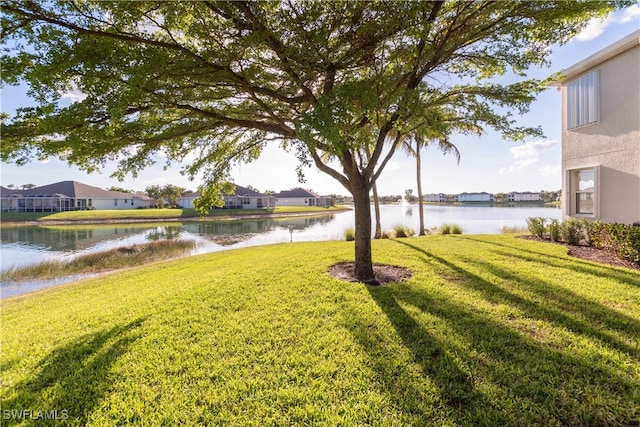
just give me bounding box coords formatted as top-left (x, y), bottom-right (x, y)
top-left (0, 215), bottom-right (339, 271)
top-left (2, 204), bottom-right (562, 283)
top-left (146, 226), bottom-right (183, 241)
top-left (0, 225), bottom-right (147, 252)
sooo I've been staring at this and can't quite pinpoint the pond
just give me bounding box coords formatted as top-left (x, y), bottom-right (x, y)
top-left (1, 204), bottom-right (561, 297)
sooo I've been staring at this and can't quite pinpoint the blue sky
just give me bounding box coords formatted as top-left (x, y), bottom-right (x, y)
top-left (2, 6), bottom-right (639, 196)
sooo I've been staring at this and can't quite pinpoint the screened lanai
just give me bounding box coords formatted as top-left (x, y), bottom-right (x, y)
top-left (0, 193), bottom-right (75, 212)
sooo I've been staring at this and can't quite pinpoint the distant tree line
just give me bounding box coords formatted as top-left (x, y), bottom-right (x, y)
top-left (145, 184), bottom-right (187, 208)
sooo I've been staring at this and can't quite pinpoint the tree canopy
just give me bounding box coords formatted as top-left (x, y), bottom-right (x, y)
top-left (1, 0), bottom-right (630, 281)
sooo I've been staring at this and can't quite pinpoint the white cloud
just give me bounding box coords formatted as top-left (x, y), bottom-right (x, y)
top-left (619, 4), bottom-right (640, 23)
top-left (537, 164), bottom-right (561, 177)
top-left (60, 88), bottom-right (87, 103)
top-left (575, 16), bottom-right (612, 41)
top-left (499, 140), bottom-right (558, 175)
top-left (575, 5), bottom-right (639, 41)
top-left (509, 140), bottom-right (558, 159)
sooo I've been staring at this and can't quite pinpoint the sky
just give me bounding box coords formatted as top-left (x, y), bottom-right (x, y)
top-left (1, 6), bottom-right (639, 197)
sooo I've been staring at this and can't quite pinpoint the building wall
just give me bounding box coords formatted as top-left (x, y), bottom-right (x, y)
top-left (179, 197), bottom-right (196, 209)
top-left (91, 198), bottom-right (148, 210)
top-left (424, 193), bottom-right (447, 202)
top-left (457, 193), bottom-right (493, 202)
top-left (179, 195), bottom-right (274, 209)
top-left (507, 192), bottom-right (542, 202)
top-left (561, 44), bottom-right (640, 224)
top-left (275, 197), bottom-right (310, 206)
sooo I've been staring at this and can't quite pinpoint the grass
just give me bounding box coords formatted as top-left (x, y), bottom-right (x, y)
top-left (1, 206), bottom-right (348, 223)
top-left (1, 235), bottom-right (639, 426)
top-left (500, 225), bottom-right (529, 234)
top-left (1, 240), bottom-right (197, 282)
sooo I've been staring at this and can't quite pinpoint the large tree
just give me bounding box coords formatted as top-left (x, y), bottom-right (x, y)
top-left (1, 1), bottom-right (629, 282)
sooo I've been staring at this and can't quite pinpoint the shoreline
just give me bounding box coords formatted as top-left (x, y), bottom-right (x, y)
top-left (1, 206), bottom-right (353, 226)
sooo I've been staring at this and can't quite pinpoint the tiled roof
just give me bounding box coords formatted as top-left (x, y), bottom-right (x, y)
top-left (181, 185), bottom-right (269, 198)
top-left (233, 185), bottom-right (265, 197)
top-left (0, 181), bottom-right (150, 200)
top-left (275, 188), bottom-right (319, 198)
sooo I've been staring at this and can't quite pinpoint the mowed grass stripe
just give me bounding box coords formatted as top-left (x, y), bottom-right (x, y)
top-left (1, 235), bottom-right (639, 426)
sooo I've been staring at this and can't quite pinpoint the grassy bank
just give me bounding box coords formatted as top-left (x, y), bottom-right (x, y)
top-left (0, 206), bottom-right (347, 223)
top-left (2, 235), bottom-right (639, 425)
top-left (0, 240), bottom-right (197, 282)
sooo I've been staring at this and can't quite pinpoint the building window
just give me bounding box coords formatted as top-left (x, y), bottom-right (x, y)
top-left (575, 169), bottom-right (594, 214)
top-left (114, 199), bottom-right (118, 206)
top-left (567, 70), bottom-right (599, 130)
top-left (567, 166), bottom-right (598, 217)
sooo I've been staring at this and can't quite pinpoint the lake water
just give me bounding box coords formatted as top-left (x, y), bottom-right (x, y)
top-left (1, 204), bottom-right (560, 297)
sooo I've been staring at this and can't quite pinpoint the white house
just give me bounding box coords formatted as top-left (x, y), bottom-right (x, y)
top-left (274, 188), bottom-right (333, 207)
top-left (550, 30), bottom-right (639, 224)
top-left (423, 193), bottom-right (448, 202)
top-left (506, 192), bottom-right (543, 202)
top-left (0, 181), bottom-right (152, 212)
top-left (178, 185), bottom-right (275, 210)
top-left (456, 192), bottom-right (494, 202)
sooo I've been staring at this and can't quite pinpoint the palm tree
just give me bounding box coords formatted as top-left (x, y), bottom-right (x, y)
top-left (402, 134), bottom-right (460, 236)
top-left (364, 145), bottom-right (383, 238)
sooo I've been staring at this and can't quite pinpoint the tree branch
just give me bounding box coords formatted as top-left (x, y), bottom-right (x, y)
top-left (231, 1), bottom-right (317, 103)
top-left (371, 133), bottom-right (402, 185)
top-left (309, 149), bottom-right (351, 191)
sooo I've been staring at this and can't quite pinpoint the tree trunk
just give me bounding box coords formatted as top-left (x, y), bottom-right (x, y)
top-left (416, 140), bottom-right (425, 236)
top-left (351, 177), bottom-right (376, 284)
top-left (372, 182), bottom-right (382, 239)
top-left (364, 144), bottom-right (382, 240)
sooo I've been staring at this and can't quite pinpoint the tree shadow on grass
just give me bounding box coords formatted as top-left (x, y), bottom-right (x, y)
top-left (457, 253), bottom-right (640, 357)
top-left (458, 236), bottom-right (640, 288)
top-left (342, 239), bottom-right (639, 425)
top-left (2, 318), bottom-right (145, 425)
top-left (394, 238), bottom-right (639, 357)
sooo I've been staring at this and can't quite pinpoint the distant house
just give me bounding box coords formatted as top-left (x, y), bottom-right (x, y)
top-left (550, 30), bottom-right (639, 224)
top-left (423, 193), bottom-right (447, 202)
top-left (274, 188), bottom-right (333, 207)
top-left (0, 181), bottom-right (152, 212)
top-left (456, 192), bottom-right (494, 202)
top-left (506, 192), bottom-right (543, 202)
top-left (178, 185), bottom-right (275, 209)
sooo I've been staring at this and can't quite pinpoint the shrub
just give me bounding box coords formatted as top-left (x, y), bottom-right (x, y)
top-left (526, 217), bottom-right (546, 239)
top-left (591, 221), bottom-right (613, 251)
top-left (439, 224), bottom-right (462, 235)
top-left (608, 223), bottom-right (640, 263)
top-left (561, 219), bottom-right (582, 245)
top-left (343, 227), bottom-right (355, 241)
top-left (393, 224), bottom-right (415, 238)
top-left (579, 218), bottom-right (599, 247)
top-left (548, 219), bottom-right (561, 242)
top-left (450, 224), bottom-right (463, 234)
top-left (381, 230), bottom-right (394, 239)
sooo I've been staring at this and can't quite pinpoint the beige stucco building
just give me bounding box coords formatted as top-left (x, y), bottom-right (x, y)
top-left (550, 30), bottom-right (639, 225)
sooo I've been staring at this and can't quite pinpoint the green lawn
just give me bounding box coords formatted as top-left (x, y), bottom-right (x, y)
top-left (0, 206), bottom-right (347, 223)
top-left (1, 235), bottom-right (639, 426)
